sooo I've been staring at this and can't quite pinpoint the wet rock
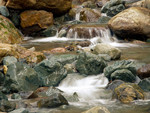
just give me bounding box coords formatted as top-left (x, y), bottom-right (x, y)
top-left (137, 64), bottom-right (150, 79)
top-left (5, 62), bottom-right (42, 92)
top-left (0, 100), bottom-right (16, 112)
top-left (101, 0), bottom-right (126, 17)
top-left (0, 72), bottom-right (5, 85)
top-left (76, 52), bottom-right (107, 75)
top-left (106, 80), bottom-right (124, 91)
top-left (10, 108), bottom-right (29, 113)
top-left (98, 16), bottom-right (111, 24)
top-left (6, 0), bottom-right (72, 16)
top-left (64, 64), bottom-right (76, 73)
top-left (0, 91), bottom-right (8, 101)
top-left (92, 43), bottom-right (121, 60)
top-left (82, 106), bottom-right (110, 113)
top-left (19, 91), bottom-right (34, 99)
top-left (104, 60), bottom-right (137, 82)
top-left (0, 6), bottom-right (9, 17)
top-left (37, 93), bottom-right (68, 108)
top-left (0, 15), bottom-right (22, 44)
top-left (2, 56), bottom-right (17, 66)
top-left (108, 7), bottom-right (150, 40)
top-left (138, 77), bottom-right (150, 92)
top-left (11, 93), bottom-right (21, 99)
top-left (114, 83), bottom-right (144, 104)
top-left (20, 10), bottom-right (53, 36)
top-left (80, 8), bottom-right (101, 22)
top-left (34, 54), bottom-right (77, 86)
top-left (98, 54), bottom-right (111, 61)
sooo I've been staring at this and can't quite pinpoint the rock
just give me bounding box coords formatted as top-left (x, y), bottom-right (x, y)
top-left (0, 6), bottom-right (9, 17)
top-left (126, 0), bottom-right (145, 8)
top-left (4, 62), bottom-right (42, 92)
top-left (50, 48), bottom-right (67, 54)
top-left (11, 93), bottom-right (21, 99)
top-left (92, 43), bottom-right (121, 60)
top-left (34, 54), bottom-right (77, 86)
top-left (108, 7), bottom-right (150, 40)
top-left (0, 100), bottom-right (16, 112)
top-left (138, 77), bottom-right (150, 92)
top-left (0, 72), bottom-right (5, 85)
top-left (114, 83), bottom-right (144, 104)
top-left (64, 64), bottom-right (76, 73)
top-left (0, 92), bottom-right (8, 101)
top-left (98, 16), bottom-right (111, 24)
top-left (6, 0), bottom-right (72, 16)
top-left (10, 108), bottom-right (29, 113)
top-left (37, 93), bottom-right (68, 108)
top-left (2, 56), bottom-right (17, 66)
top-left (0, 15), bottom-right (22, 44)
top-left (82, 106), bottom-right (110, 113)
top-left (80, 8), bottom-right (101, 22)
top-left (137, 64), bottom-right (150, 79)
top-left (81, 1), bottom-right (97, 8)
top-left (20, 10), bottom-right (53, 36)
top-left (106, 80), bottom-right (124, 91)
top-left (145, 0), bottom-right (150, 9)
top-left (101, 0), bottom-right (126, 17)
top-left (76, 52), bottom-right (107, 75)
top-left (0, 0), bottom-right (6, 6)
top-left (104, 60), bottom-right (137, 82)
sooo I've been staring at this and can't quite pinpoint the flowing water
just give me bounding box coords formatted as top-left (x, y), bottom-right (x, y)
top-left (22, 27), bottom-right (150, 113)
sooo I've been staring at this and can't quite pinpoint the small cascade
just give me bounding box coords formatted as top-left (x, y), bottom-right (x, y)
top-left (58, 74), bottom-right (111, 104)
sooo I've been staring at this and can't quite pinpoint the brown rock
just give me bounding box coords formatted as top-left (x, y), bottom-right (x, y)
top-left (0, 15), bottom-right (22, 44)
top-left (6, 0), bottom-right (72, 16)
top-left (114, 83), bottom-right (144, 104)
top-left (108, 7), bottom-right (150, 40)
top-left (137, 64), bottom-right (150, 79)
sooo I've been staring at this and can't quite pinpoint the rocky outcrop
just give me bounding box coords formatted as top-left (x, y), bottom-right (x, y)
top-left (92, 43), bottom-right (121, 60)
top-left (6, 0), bottom-right (72, 16)
top-left (114, 83), bottom-right (144, 104)
top-left (0, 15), bottom-right (22, 44)
top-left (108, 7), bottom-right (150, 40)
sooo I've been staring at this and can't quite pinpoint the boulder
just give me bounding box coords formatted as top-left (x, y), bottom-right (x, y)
top-left (114, 83), bottom-right (144, 104)
top-left (108, 7), bottom-right (150, 40)
top-left (138, 77), bottom-right (150, 92)
top-left (37, 93), bottom-right (68, 108)
top-left (92, 43), bottom-right (121, 60)
top-left (4, 62), bottom-right (42, 93)
top-left (6, 0), bottom-right (72, 16)
top-left (20, 10), bottom-right (53, 36)
top-left (82, 106), bottom-right (110, 113)
top-left (2, 56), bottom-right (17, 66)
top-left (0, 6), bottom-right (9, 17)
top-left (0, 15), bottom-right (22, 44)
top-left (104, 60), bottom-right (137, 82)
top-left (137, 64), bottom-right (150, 79)
top-left (0, 100), bottom-right (16, 112)
top-left (76, 52), bottom-right (107, 75)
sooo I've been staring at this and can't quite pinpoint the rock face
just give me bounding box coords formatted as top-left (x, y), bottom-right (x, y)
top-left (82, 106), bottom-right (110, 113)
top-left (114, 83), bottom-right (144, 104)
top-left (108, 7), bottom-right (150, 40)
top-left (104, 60), bottom-right (137, 82)
top-left (137, 64), bottom-right (150, 79)
top-left (37, 93), bottom-right (68, 108)
top-left (0, 15), bottom-right (22, 44)
top-left (20, 10), bottom-right (53, 35)
top-left (92, 43), bottom-right (121, 60)
top-left (138, 77), bottom-right (150, 92)
top-left (6, 0), bottom-right (72, 16)
top-left (76, 52), bottom-right (107, 75)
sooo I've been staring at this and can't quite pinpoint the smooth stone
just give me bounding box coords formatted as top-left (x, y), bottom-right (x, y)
top-left (0, 6), bottom-right (9, 17)
top-left (138, 77), bottom-right (150, 92)
top-left (137, 64), bottom-right (150, 79)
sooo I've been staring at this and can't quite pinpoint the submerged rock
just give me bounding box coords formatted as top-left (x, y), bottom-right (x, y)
top-left (82, 106), bottom-right (110, 113)
top-left (0, 15), bottom-right (22, 44)
top-left (114, 83), bottom-right (144, 104)
top-left (37, 93), bottom-right (68, 108)
top-left (76, 52), bottom-right (107, 75)
top-left (108, 7), bottom-right (150, 40)
top-left (138, 77), bottom-right (150, 92)
top-left (0, 100), bottom-right (16, 112)
top-left (92, 43), bottom-right (121, 60)
top-left (104, 60), bottom-right (137, 82)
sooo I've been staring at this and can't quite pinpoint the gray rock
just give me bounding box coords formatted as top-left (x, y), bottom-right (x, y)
top-left (37, 93), bottom-right (68, 108)
top-left (0, 72), bottom-right (5, 85)
top-left (2, 56), bottom-right (17, 66)
top-left (98, 16), bottom-right (111, 24)
top-left (106, 80), bottom-right (124, 91)
top-left (76, 52), bottom-right (107, 75)
top-left (104, 60), bottom-right (137, 82)
top-left (0, 100), bottom-right (16, 112)
top-left (11, 93), bottom-right (21, 99)
top-left (138, 77), bottom-right (150, 92)
top-left (10, 108), bottom-right (29, 113)
top-left (0, 6), bottom-right (9, 17)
